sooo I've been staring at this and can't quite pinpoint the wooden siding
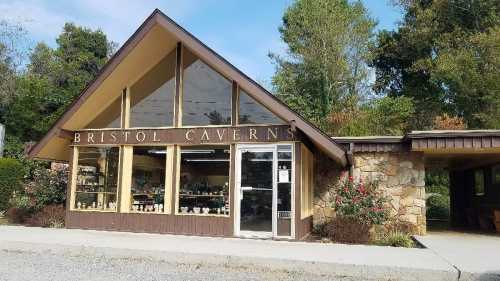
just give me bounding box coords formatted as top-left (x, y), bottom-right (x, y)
top-left (66, 212), bottom-right (233, 237)
top-left (336, 142), bottom-right (407, 153)
top-left (294, 142), bottom-right (313, 240)
top-left (411, 136), bottom-right (500, 151)
top-left (296, 216), bottom-right (313, 240)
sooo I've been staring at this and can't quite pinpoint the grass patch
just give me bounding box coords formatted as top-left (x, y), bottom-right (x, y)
top-left (0, 216), bottom-right (9, 225)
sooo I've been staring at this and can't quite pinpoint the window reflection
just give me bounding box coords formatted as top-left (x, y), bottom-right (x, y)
top-left (178, 146), bottom-right (230, 215)
top-left (130, 50), bottom-right (175, 127)
top-left (85, 96), bottom-right (121, 129)
top-left (130, 147), bottom-right (167, 213)
top-left (75, 147), bottom-right (119, 211)
top-left (239, 90), bottom-right (285, 125)
top-left (182, 47), bottom-right (232, 126)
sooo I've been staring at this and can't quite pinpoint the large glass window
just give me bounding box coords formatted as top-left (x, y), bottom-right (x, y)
top-left (85, 96), bottom-right (122, 129)
top-left (74, 147), bottom-right (119, 211)
top-left (130, 50), bottom-right (176, 127)
top-left (182, 47), bottom-right (232, 126)
top-left (239, 90), bottom-right (285, 125)
top-left (178, 146), bottom-right (230, 216)
top-left (130, 147), bottom-right (167, 213)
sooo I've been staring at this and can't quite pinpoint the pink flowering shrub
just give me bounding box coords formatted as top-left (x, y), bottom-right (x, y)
top-left (331, 175), bottom-right (388, 226)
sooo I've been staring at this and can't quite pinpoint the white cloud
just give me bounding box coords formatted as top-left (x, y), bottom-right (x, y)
top-left (0, 0), bottom-right (199, 47)
top-left (0, 0), bottom-right (70, 46)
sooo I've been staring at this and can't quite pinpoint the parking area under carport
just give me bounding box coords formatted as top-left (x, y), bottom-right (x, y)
top-left (409, 130), bottom-right (500, 233)
top-left (415, 231), bottom-right (500, 281)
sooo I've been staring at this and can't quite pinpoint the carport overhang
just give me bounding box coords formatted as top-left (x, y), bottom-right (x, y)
top-left (333, 130), bottom-right (500, 170)
top-left (408, 130), bottom-right (500, 170)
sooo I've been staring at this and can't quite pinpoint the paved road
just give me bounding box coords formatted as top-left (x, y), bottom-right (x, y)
top-left (0, 226), bottom-right (458, 281)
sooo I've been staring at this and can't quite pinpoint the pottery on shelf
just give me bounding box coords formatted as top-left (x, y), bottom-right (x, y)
top-left (193, 207), bottom-right (201, 214)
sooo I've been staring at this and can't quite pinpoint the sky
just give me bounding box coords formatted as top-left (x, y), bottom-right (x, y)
top-left (0, 0), bottom-right (403, 89)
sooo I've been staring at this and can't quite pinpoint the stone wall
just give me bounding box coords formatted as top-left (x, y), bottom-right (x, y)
top-left (313, 151), bottom-right (427, 235)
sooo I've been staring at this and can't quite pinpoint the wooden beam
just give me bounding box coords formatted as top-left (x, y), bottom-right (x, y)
top-left (58, 129), bottom-right (74, 140)
top-left (174, 42), bottom-right (183, 127)
top-left (231, 81), bottom-right (238, 126)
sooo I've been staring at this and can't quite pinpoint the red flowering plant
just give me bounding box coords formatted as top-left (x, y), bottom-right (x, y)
top-left (331, 174), bottom-right (388, 226)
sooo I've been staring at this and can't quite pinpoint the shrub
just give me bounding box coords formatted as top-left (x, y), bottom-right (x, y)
top-left (331, 176), bottom-right (388, 225)
top-left (25, 204), bottom-right (65, 228)
top-left (24, 166), bottom-right (68, 210)
top-left (0, 158), bottom-right (24, 212)
top-left (325, 175), bottom-right (389, 244)
top-left (384, 220), bottom-right (419, 235)
top-left (327, 216), bottom-right (372, 244)
top-left (427, 194), bottom-right (450, 220)
top-left (5, 207), bottom-right (31, 224)
top-left (312, 222), bottom-right (329, 237)
top-left (375, 231), bottom-right (415, 248)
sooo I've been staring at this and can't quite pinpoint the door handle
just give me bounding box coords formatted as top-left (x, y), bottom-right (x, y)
top-left (240, 186), bottom-right (252, 200)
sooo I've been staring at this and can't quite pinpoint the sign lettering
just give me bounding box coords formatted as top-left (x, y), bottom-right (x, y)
top-left (72, 125), bottom-right (298, 146)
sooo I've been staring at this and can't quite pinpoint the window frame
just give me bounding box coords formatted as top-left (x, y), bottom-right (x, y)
top-left (70, 145), bottom-right (122, 213)
top-left (121, 145), bottom-right (175, 215)
top-left (175, 145), bottom-right (232, 217)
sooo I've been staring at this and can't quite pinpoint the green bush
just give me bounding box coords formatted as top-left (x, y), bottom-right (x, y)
top-left (425, 170), bottom-right (449, 196)
top-left (0, 158), bottom-right (24, 212)
top-left (331, 176), bottom-right (388, 225)
top-left (375, 231), bottom-right (415, 248)
top-left (24, 166), bottom-right (68, 210)
top-left (427, 194), bottom-right (450, 220)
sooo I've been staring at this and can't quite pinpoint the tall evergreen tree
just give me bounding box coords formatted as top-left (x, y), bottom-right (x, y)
top-left (371, 0), bottom-right (500, 129)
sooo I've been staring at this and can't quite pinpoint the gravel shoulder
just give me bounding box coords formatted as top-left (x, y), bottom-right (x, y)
top-left (0, 244), bottom-right (359, 281)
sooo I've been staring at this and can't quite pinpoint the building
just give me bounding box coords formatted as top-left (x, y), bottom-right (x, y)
top-left (29, 10), bottom-right (500, 239)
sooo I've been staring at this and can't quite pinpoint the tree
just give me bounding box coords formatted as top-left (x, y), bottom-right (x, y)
top-left (1, 22), bottom-right (116, 151)
top-left (271, 0), bottom-right (376, 133)
top-left (0, 20), bottom-right (27, 120)
top-left (331, 96), bottom-right (415, 136)
top-left (371, 0), bottom-right (500, 129)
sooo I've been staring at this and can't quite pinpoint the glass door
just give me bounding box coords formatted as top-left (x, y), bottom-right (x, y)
top-left (235, 144), bottom-right (294, 239)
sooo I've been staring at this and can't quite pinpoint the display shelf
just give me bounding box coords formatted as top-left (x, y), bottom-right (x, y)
top-left (175, 213), bottom-right (230, 217)
top-left (179, 193), bottom-right (225, 197)
top-left (75, 191), bottom-right (116, 194)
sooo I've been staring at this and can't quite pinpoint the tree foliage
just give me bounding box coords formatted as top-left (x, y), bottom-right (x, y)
top-left (271, 0), bottom-right (376, 132)
top-left (0, 158), bottom-right (24, 212)
top-left (0, 23), bottom-right (115, 151)
top-left (371, 0), bottom-right (500, 129)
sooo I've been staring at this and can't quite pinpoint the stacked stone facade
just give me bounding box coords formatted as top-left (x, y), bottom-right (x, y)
top-left (313, 151), bottom-right (426, 235)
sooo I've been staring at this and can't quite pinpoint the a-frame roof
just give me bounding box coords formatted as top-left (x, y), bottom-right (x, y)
top-left (28, 9), bottom-right (347, 166)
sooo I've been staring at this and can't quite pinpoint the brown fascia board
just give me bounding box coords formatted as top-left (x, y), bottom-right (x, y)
top-left (332, 136), bottom-right (405, 144)
top-left (29, 9), bottom-right (347, 166)
top-left (407, 130), bottom-right (500, 139)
